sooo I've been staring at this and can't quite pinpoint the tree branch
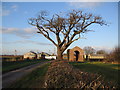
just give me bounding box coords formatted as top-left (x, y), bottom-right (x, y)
top-left (37, 25), bottom-right (57, 46)
top-left (28, 10), bottom-right (107, 56)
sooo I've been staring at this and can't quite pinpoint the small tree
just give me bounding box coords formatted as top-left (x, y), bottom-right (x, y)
top-left (83, 46), bottom-right (95, 55)
top-left (29, 10), bottom-right (106, 60)
top-left (83, 46), bottom-right (95, 61)
top-left (105, 47), bottom-right (120, 63)
top-left (113, 47), bottom-right (120, 63)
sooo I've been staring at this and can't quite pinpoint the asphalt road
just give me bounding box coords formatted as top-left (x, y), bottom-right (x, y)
top-left (2, 61), bottom-right (52, 88)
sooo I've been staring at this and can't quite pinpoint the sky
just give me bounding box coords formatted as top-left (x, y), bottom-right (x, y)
top-left (1, 1), bottom-right (119, 55)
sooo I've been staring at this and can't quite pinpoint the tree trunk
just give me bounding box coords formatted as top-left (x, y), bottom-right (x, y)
top-left (57, 48), bottom-right (63, 60)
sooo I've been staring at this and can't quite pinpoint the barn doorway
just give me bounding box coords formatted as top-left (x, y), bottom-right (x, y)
top-left (74, 51), bottom-right (79, 61)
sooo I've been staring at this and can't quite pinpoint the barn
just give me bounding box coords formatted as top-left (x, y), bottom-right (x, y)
top-left (24, 51), bottom-right (37, 59)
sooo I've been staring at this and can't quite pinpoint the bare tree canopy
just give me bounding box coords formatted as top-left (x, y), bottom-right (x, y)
top-left (28, 10), bottom-right (107, 60)
top-left (83, 46), bottom-right (95, 55)
top-left (105, 47), bottom-right (120, 63)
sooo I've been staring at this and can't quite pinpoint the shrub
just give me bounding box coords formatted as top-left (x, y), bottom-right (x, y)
top-left (105, 47), bottom-right (120, 63)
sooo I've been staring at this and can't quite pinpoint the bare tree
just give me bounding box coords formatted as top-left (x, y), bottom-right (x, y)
top-left (105, 47), bottom-right (120, 63)
top-left (28, 10), bottom-right (107, 60)
top-left (113, 47), bottom-right (120, 63)
top-left (83, 46), bottom-right (95, 55)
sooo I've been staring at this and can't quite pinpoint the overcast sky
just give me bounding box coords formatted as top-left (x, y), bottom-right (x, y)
top-left (1, 2), bottom-right (118, 55)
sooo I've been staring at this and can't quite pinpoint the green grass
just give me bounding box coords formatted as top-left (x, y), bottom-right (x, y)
top-left (69, 62), bottom-right (119, 83)
top-left (9, 63), bottom-right (50, 88)
top-left (2, 59), bottom-right (51, 73)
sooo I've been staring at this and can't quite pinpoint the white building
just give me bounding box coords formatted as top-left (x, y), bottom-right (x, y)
top-left (37, 53), bottom-right (42, 59)
top-left (24, 51), bottom-right (56, 60)
top-left (45, 56), bottom-right (56, 60)
top-left (89, 54), bottom-right (105, 59)
top-left (24, 51), bottom-right (37, 59)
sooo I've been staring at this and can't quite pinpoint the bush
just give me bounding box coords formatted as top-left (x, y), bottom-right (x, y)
top-left (43, 60), bottom-right (118, 89)
top-left (105, 47), bottom-right (120, 63)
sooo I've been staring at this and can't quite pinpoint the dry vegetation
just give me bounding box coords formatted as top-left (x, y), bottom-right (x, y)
top-left (44, 60), bottom-right (117, 89)
top-left (105, 47), bottom-right (120, 63)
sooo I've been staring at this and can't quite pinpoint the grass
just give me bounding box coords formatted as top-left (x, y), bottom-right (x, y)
top-left (2, 59), bottom-right (51, 73)
top-left (9, 63), bottom-right (50, 88)
top-left (69, 62), bottom-right (119, 84)
top-left (7, 61), bottom-right (119, 88)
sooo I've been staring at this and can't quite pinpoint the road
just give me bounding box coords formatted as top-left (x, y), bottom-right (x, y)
top-left (2, 61), bottom-right (53, 88)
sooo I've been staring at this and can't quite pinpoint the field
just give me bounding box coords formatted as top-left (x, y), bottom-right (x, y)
top-left (4, 61), bottom-right (119, 88)
top-left (1, 55), bottom-right (23, 62)
top-left (69, 62), bottom-right (119, 84)
top-left (2, 59), bottom-right (51, 73)
top-left (9, 63), bottom-right (50, 88)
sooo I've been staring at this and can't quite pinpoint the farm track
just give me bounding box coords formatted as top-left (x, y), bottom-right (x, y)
top-left (2, 60), bottom-right (53, 88)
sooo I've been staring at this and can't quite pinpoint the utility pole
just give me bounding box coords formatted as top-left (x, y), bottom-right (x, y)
top-left (15, 50), bottom-right (17, 56)
top-left (49, 50), bottom-right (51, 55)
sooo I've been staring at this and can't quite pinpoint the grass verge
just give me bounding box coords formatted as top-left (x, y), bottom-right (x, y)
top-left (2, 59), bottom-right (51, 73)
top-left (9, 63), bottom-right (50, 88)
top-left (69, 62), bottom-right (119, 84)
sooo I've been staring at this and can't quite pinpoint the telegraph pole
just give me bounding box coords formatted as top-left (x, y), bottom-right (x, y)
top-left (49, 50), bottom-right (51, 55)
top-left (15, 50), bottom-right (17, 56)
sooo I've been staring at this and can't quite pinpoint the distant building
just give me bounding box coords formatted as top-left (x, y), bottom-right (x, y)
top-left (45, 56), bottom-right (56, 60)
top-left (89, 54), bottom-right (105, 61)
top-left (42, 52), bottom-right (56, 59)
top-left (62, 46), bottom-right (105, 62)
top-left (37, 53), bottom-right (42, 59)
top-left (24, 51), bottom-right (37, 59)
top-left (24, 51), bottom-right (56, 60)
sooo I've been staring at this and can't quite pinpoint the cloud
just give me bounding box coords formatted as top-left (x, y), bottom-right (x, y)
top-left (11, 5), bottom-right (18, 11)
top-left (68, 2), bottom-right (101, 9)
top-left (2, 5), bottom-right (18, 16)
top-left (24, 28), bottom-right (36, 33)
top-left (92, 46), bottom-right (113, 52)
top-left (2, 5), bottom-right (10, 16)
top-left (1, 27), bottom-right (18, 33)
top-left (68, 0), bottom-right (119, 8)
top-left (2, 10), bottom-right (10, 16)
top-left (1, 27), bottom-right (37, 38)
top-left (3, 40), bottom-right (53, 46)
top-left (11, 5), bottom-right (17, 9)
